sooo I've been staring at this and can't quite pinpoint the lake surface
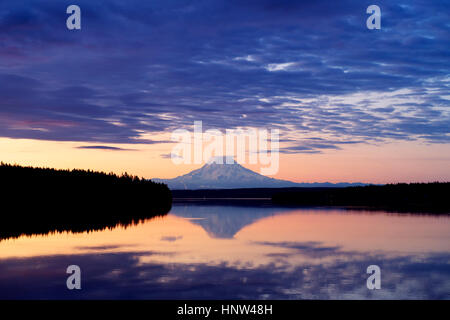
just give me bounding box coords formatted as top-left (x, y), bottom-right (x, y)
top-left (0, 201), bottom-right (449, 299)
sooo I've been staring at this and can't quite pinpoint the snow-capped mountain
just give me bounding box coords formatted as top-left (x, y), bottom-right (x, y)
top-left (152, 157), bottom-right (365, 190)
top-left (171, 205), bottom-right (291, 238)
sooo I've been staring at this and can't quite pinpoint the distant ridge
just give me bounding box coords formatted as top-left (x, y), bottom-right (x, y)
top-left (153, 157), bottom-right (365, 190)
top-left (272, 182), bottom-right (450, 213)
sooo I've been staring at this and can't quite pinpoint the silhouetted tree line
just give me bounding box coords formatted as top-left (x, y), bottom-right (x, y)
top-left (272, 183), bottom-right (450, 213)
top-left (0, 162), bottom-right (172, 239)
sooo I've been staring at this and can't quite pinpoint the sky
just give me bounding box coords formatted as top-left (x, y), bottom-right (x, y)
top-left (0, 0), bottom-right (449, 183)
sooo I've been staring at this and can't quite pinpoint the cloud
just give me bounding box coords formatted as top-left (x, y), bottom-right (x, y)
top-left (256, 241), bottom-right (344, 259)
top-left (0, 248), bottom-right (449, 299)
top-left (160, 236), bottom-right (183, 242)
top-left (265, 62), bottom-right (298, 72)
top-left (160, 153), bottom-right (182, 160)
top-left (76, 146), bottom-right (136, 151)
top-left (0, 0), bottom-right (448, 148)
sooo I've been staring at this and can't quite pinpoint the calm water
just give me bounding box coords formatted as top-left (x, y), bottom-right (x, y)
top-left (0, 201), bottom-right (449, 299)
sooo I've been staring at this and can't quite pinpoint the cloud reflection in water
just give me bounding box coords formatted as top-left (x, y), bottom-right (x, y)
top-left (0, 204), bottom-right (449, 299)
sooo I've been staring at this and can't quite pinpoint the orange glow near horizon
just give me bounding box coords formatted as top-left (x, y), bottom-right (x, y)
top-left (0, 137), bottom-right (449, 184)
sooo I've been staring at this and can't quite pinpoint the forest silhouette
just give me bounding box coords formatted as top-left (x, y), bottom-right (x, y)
top-left (272, 182), bottom-right (450, 213)
top-left (0, 162), bottom-right (172, 240)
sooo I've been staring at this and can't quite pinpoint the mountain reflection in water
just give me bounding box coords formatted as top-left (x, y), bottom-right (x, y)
top-left (0, 202), bottom-right (449, 299)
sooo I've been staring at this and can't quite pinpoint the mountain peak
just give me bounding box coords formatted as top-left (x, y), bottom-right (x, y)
top-left (206, 156), bottom-right (236, 165)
